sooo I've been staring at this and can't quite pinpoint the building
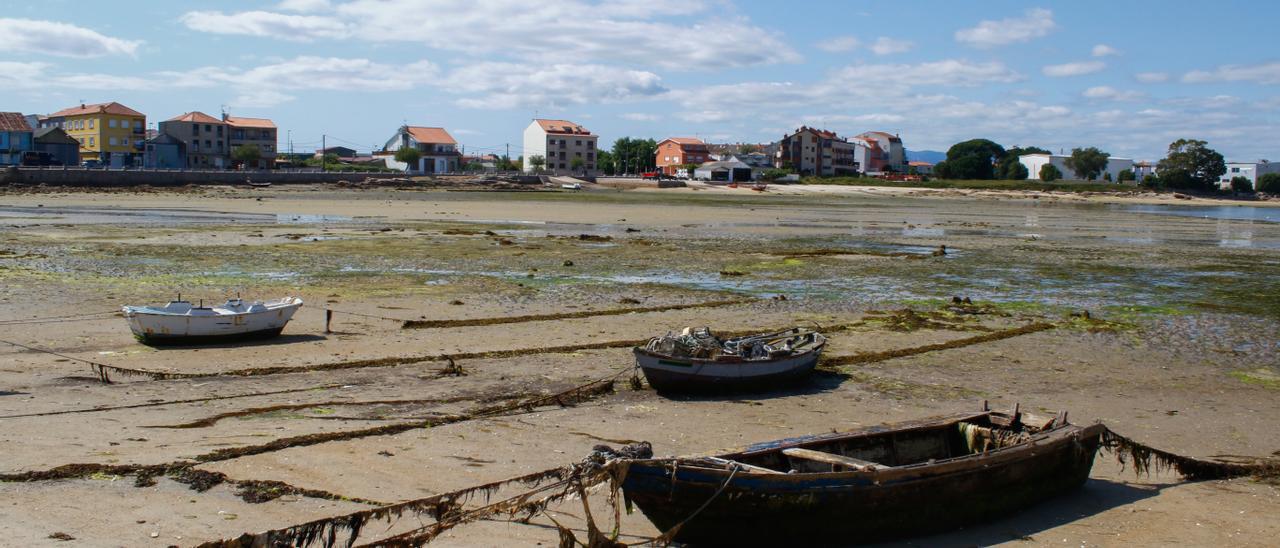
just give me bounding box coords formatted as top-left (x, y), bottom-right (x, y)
top-left (1132, 161), bottom-right (1157, 181)
top-left (158, 112), bottom-right (228, 169)
top-left (379, 126), bottom-right (460, 173)
top-left (461, 154), bottom-right (500, 170)
top-left (33, 127), bottom-right (81, 166)
top-left (774, 126), bottom-right (861, 177)
top-left (46, 102), bottom-right (146, 166)
top-left (522, 119), bottom-right (597, 174)
top-left (224, 115), bottom-right (278, 169)
top-left (693, 159), bottom-right (753, 183)
top-left (655, 137), bottom-right (710, 176)
top-left (1019, 154), bottom-right (1134, 182)
top-left (0, 112), bottom-right (34, 165)
top-left (144, 133), bottom-right (186, 169)
top-left (316, 146), bottom-right (357, 159)
top-left (855, 131), bottom-right (907, 173)
top-left (907, 161), bottom-right (934, 175)
top-left (1219, 161), bottom-right (1280, 188)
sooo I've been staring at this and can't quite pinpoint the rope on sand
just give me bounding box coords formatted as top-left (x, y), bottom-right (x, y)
top-left (1100, 426), bottom-right (1280, 481)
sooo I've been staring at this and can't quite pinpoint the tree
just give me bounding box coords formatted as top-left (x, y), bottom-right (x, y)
top-left (1141, 174), bottom-right (1160, 188)
top-left (739, 144), bottom-right (760, 154)
top-left (997, 146), bottom-right (1049, 179)
top-left (1258, 173), bottom-right (1280, 193)
top-left (942, 139), bottom-right (1006, 179)
top-left (1039, 164), bottom-right (1062, 182)
top-left (1064, 147), bottom-right (1110, 180)
top-left (595, 150), bottom-right (616, 175)
top-left (528, 155), bottom-right (546, 172)
top-left (1103, 172), bottom-right (1112, 182)
top-left (610, 137), bottom-right (658, 174)
top-left (1004, 162), bottom-right (1029, 180)
top-left (1156, 139), bottom-right (1226, 191)
top-left (1230, 176), bottom-right (1253, 194)
top-left (570, 156), bottom-right (585, 174)
top-left (232, 145), bottom-right (261, 168)
top-left (1117, 169), bottom-right (1136, 183)
top-left (394, 147), bottom-right (421, 170)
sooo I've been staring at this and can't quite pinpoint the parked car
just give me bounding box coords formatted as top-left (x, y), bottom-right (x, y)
top-left (80, 159), bottom-right (102, 169)
top-left (21, 151), bottom-right (58, 166)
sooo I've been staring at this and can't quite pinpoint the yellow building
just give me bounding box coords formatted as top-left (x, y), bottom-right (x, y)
top-left (46, 102), bottom-right (146, 166)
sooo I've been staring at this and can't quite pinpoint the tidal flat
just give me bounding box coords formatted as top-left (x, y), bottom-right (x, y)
top-left (1, 184), bottom-right (1278, 546)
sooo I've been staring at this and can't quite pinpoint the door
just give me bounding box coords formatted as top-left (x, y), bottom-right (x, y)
top-left (435, 158), bottom-right (448, 173)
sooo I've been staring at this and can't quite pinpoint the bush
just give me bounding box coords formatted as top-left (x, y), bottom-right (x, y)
top-left (1103, 172), bottom-right (1112, 182)
top-left (1005, 162), bottom-right (1029, 180)
top-left (394, 147), bottom-right (421, 167)
top-left (1258, 173), bottom-right (1280, 193)
top-left (1039, 164), bottom-right (1062, 182)
top-left (1230, 176), bottom-right (1254, 194)
top-left (1141, 174), bottom-right (1160, 188)
top-left (760, 168), bottom-right (791, 181)
top-left (1118, 169), bottom-right (1136, 183)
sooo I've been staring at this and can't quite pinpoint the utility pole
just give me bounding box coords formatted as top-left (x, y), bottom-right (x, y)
top-left (505, 143), bottom-right (510, 170)
top-left (321, 134), bottom-right (326, 172)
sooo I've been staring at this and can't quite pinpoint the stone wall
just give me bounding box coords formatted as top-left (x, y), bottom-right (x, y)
top-left (9, 168), bottom-right (407, 187)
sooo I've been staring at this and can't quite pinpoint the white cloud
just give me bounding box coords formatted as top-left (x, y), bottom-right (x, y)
top-left (1136, 72), bottom-right (1169, 83)
top-left (1182, 62), bottom-right (1280, 84)
top-left (0, 61), bottom-right (154, 90)
top-left (441, 63), bottom-right (666, 109)
top-left (832, 60), bottom-right (1021, 87)
top-left (681, 110), bottom-right (733, 123)
top-left (870, 37), bottom-right (914, 55)
top-left (1042, 61), bottom-right (1106, 77)
top-left (164, 56), bottom-right (440, 107)
top-left (817, 36), bottom-right (860, 53)
top-left (0, 18), bottom-right (142, 58)
top-left (277, 0), bottom-right (332, 11)
top-left (955, 8), bottom-right (1055, 48)
top-left (1082, 86), bottom-right (1144, 101)
top-left (1091, 44), bottom-right (1119, 57)
top-left (620, 113), bottom-right (659, 122)
top-left (182, 1), bottom-right (799, 70)
top-left (179, 10), bottom-right (347, 41)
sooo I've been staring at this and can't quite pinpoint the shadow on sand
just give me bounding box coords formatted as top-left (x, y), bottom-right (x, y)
top-left (864, 477), bottom-right (1169, 547)
top-left (654, 369), bottom-right (850, 402)
top-left (147, 333), bottom-right (328, 350)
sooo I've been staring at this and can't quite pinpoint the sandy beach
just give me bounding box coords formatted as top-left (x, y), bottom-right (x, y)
top-left (1, 183), bottom-right (1278, 546)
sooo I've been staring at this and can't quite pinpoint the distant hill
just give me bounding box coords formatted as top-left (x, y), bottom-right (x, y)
top-left (906, 150), bottom-right (946, 164)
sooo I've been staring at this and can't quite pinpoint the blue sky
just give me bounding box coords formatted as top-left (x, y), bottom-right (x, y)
top-left (2, 0), bottom-right (1278, 161)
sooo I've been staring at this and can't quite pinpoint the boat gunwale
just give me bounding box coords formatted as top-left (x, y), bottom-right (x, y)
top-left (632, 337), bottom-right (827, 367)
top-left (122, 298), bottom-right (303, 317)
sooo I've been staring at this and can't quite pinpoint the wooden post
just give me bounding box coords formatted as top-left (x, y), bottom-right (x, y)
top-left (325, 309), bottom-right (332, 334)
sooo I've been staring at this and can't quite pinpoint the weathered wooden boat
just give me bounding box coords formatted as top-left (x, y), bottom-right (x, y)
top-left (618, 405), bottom-right (1104, 545)
top-left (122, 296), bottom-right (303, 344)
top-left (633, 327), bottom-right (825, 392)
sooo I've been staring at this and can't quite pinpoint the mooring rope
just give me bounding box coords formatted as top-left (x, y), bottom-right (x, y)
top-left (0, 309), bottom-right (120, 325)
top-left (0, 338), bottom-right (119, 382)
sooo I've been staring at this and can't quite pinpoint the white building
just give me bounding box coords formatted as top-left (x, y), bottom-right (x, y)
top-left (1219, 161), bottom-right (1279, 188)
top-left (379, 126), bottom-right (459, 174)
top-left (523, 119), bottom-right (598, 175)
top-left (1020, 154), bottom-right (1134, 182)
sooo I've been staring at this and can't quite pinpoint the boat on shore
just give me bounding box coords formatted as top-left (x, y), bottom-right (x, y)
top-left (122, 296), bottom-right (303, 345)
top-left (618, 405), bottom-right (1103, 545)
top-left (633, 327), bottom-right (825, 392)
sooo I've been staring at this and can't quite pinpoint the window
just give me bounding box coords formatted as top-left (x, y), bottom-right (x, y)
top-left (135, 121), bottom-right (142, 129)
top-left (193, 125), bottom-right (199, 136)
top-left (204, 125), bottom-right (212, 132)
top-left (109, 137), bottom-right (117, 146)
top-left (193, 142), bottom-right (200, 152)
top-left (205, 140), bottom-right (212, 149)
top-left (216, 126), bottom-right (223, 136)
top-left (575, 140), bottom-right (582, 146)
top-left (587, 141), bottom-right (594, 150)
top-left (1232, 167), bottom-right (1240, 173)
top-left (89, 119), bottom-right (95, 129)
top-left (88, 137), bottom-right (95, 146)
top-left (109, 119), bottom-right (118, 128)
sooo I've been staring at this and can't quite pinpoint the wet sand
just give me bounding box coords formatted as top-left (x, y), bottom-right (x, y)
top-left (1, 184), bottom-right (1278, 546)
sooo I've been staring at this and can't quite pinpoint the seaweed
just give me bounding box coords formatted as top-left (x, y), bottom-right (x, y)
top-left (401, 299), bottom-right (749, 329)
top-left (1101, 427), bottom-right (1280, 481)
top-left (821, 322), bottom-right (1056, 368)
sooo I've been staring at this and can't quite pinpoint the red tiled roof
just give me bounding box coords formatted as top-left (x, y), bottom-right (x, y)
top-left (166, 111), bottom-right (223, 124)
top-left (908, 161), bottom-right (933, 166)
top-left (659, 137), bottom-right (708, 149)
top-left (50, 102), bottom-right (145, 118)
top-left (535, 119), bottom-right (592, 135)
top-left (0, 112), bottom-right (32, 132)
top-left (224, 116), bottom-right (276, 129)
top-left (405, 126), bottom-right (456, 145)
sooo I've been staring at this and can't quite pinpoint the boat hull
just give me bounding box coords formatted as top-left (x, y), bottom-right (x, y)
top-left (633, 344), bottom-right (823, 393)
top-left (622, 418), bottom-right (1103, 545)
top-left (123, 298), bottom-right (302, 346)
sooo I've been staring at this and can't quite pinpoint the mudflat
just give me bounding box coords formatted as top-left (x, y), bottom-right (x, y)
top-left (1, 184), bottom-right (1278, 546)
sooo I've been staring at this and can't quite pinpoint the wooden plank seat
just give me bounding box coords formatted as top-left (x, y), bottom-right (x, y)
top-left (782, 448), bottom-right (890, 471)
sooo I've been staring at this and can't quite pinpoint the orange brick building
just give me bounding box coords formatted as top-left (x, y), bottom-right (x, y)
top-left (655, 137), bottom-right (710, 176)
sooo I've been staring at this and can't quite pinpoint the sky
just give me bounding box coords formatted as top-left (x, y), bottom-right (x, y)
top-left (2, 0), bottom-right (1278, 162)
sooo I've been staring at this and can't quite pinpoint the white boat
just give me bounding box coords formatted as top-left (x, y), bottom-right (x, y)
top-left (634, 327), bottom-right (826, 393)
top-left (122, 296), bottom-right (303, 344)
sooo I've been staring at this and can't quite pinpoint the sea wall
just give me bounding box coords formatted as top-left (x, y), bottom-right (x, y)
top-left (7, 167), bottom-right (407, 187)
